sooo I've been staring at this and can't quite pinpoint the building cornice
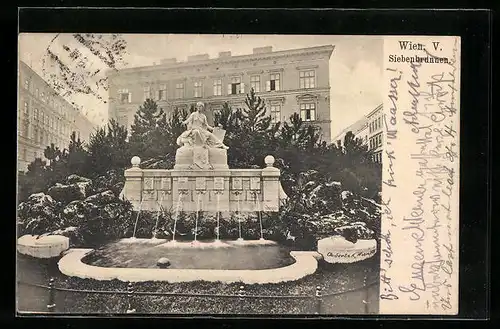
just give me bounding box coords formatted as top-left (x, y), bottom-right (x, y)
top-left (246, 69), bottom-right (264, 75)
top-left (106, 45), bottom-right (335, 77)
top-left (366, 103), bottom-right (383, 118)
top-left (112, 87), bottom-right (330, 108)
top-left (296, 64), bottom-right (319, 70)
top-left (266, 96), bottom-right (286, 103)
top-left (296, 93), bottom-right (319, 101)
top-left (188, 76), bottom-right (208, 81)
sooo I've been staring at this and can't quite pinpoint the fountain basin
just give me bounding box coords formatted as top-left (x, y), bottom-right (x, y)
top-left (81, 239), bottom-right (291, 270)
top-left (58, 247), bottom-right (319, 284)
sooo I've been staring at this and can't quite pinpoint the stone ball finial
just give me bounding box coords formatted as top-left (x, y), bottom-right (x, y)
top-left (131, 156), bottom-right (141, 167)
top-left (264, 155), bottom-right (275, 167)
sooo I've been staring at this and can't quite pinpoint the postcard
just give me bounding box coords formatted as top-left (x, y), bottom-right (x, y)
top-left (16, 33), bottom-right (459, 315)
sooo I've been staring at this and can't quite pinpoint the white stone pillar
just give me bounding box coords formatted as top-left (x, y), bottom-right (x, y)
top-left (261, 155), bottom-right (281, 212)
top-left (123, 156), bottom-right (143, 210)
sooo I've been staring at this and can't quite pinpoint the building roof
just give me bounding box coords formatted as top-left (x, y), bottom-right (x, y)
top-left (332, 117), bottom-right (368, 142)
top-left (332, 103), bottom-right (383, 142)
top-left (366, 103), bottom-right (383, 118)
top-left (106, 44), bottom-right (335, 77)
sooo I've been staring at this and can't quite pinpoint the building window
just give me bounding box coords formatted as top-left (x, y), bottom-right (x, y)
top-left (40, 92), bottom-right (45, 102)
top-left (24, 79), bottom-right (29, 90)
top-left (213, 79), bottom-right (222, 96)
top-left (23, 102), bottom-right (29, 116)
top-left (40, 112), bottom-right (45, 127)
top-left (250, 75), bottom-right (261, 92)
top-left (50, 117), bottom-right (53, 129)
top-left (300, 103), bottom-right (316, 121)
top-left (299, 70), bottom-right (315, 89)
top-left (370, 133), bottom-right (383, 150)
top-left (35, 88), bottom-right (39, 98)
top-left (143, 86), bottom-right (151, 101)
top-left (270, 104), bottom-right (281, 123)
top-left (228, 77), bottom-right (244, 95)
top-left (194, 81), bottom-right (203, 98)
top-left (267, 73), bottom-right (281, 91)
top-left (34, 127), bottom-right (39, 144)
top-left (118, 89), bottom-right (131, 104)
top-left (23, 120), bottom-right (29, 138)
top-left (34, 108), bottom-right (39, 121)
top-left (175, 83), bottom-right (184, 99)
top-left (117, 114), bottom-right (128, 127)
top-left (157, 84), bottom-right (167, 100)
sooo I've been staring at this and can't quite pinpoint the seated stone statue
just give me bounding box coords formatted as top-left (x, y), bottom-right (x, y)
top-left (176, 101), bottom-right (229, 150)
top-left (175, 102), bottom-right (229, 170)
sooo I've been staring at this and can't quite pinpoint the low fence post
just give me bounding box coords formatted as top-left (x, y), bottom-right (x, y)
top-left (363, 277), bottom-right (369, 314)
top-left (126, 282), bottom-right (136, 313)
top-left (47, 278), bottom-right (56, 313)
top-left (238, 285), bottom-right (245, 313)
top-left (314, 285), bottom-right (322, 315)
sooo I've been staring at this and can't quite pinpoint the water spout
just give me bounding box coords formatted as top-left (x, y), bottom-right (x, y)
top-left (152, 193), bottom-right (164, 239)
top-left (215, 192), bottom-right (221, 241)
top-left (194, 192), bottom-right (204, 243)
top-left (172, 192), bottom-right (185, 242)
top-left (254, 191), bottom-right (264, 240)
top-left (236, 192), bottom-right (243, 241)
top-left (132, 200), bottom-right (144, 239)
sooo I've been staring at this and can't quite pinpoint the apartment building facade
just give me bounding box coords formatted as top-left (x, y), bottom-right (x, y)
top-left (18, 61), bottom-right (97, 171)
top-left (366, 104), bottom-right (384, 163)
top-left (106, 45), bottom-right (335, 142)
top-left (333, 104), bottom-right (383, 163)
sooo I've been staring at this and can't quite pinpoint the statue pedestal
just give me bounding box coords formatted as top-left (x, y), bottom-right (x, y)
top-left (122, 154), bottom-right (286, 213)
top-left (174, 146), bottom-right (229, 170)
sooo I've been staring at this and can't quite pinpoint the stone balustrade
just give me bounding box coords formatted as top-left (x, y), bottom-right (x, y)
top-left (121, 155), bottom-right (285, 212)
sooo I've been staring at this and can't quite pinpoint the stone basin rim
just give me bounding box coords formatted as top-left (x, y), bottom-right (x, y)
top-left (57, 248), bottom-right (319, 284)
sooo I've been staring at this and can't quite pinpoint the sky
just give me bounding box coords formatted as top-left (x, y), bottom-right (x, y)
top-left (19, 33), bottom-right (383, 139)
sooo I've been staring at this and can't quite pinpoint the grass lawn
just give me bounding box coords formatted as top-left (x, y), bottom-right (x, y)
top-left (17, 251), bottom-right (380, 315)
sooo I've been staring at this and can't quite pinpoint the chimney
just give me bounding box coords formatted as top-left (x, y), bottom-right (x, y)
top-left (218, 51), bottom-right (232, 58)
top-left (187, 54), bottom-right (210, 62)
top-left (252, 46), bottom-right (273, 54)
top-left (160, 58), bottom-right (177, 65)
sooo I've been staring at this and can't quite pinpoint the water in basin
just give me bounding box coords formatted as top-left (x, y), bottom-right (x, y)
top-left (82, 239), bottom-right (296, 270)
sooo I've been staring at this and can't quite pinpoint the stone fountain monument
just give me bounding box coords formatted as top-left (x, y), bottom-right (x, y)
top-left (121, 101), bottom-right (287, 213)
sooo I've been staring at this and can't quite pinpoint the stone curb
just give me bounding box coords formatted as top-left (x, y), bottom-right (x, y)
top-left (58, 248), bottom-right (318, 284)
